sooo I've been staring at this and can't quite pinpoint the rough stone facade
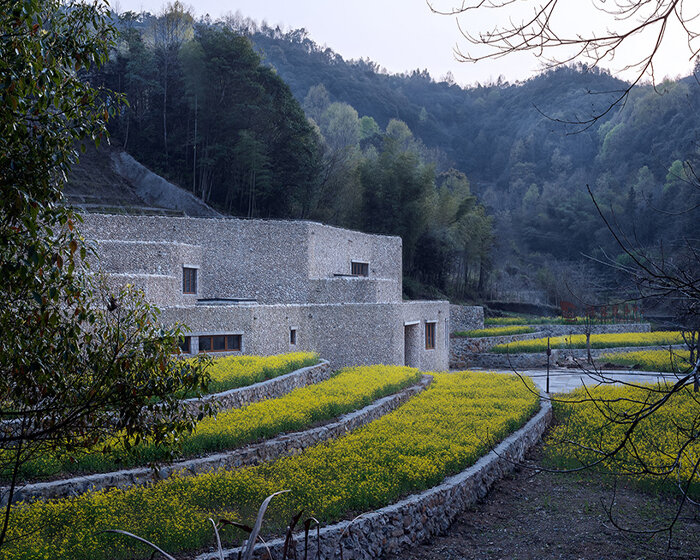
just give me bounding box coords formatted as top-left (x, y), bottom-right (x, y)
top-left (196, 401), bottom-right (552, 560)
top-left (80, 214), bottom-right (449, 370)
top-left (6, 375), bottom-right (431, 506)
top-left (449, 305), bottom-right (484, 332)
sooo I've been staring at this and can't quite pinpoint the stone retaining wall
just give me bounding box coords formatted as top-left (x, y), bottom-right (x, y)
top-left (4, 376), bottom-right (431, 506)
top-left (181, 360), bottom-right (331, 413)
top-left (450, 331), bottom-right (545, 368)
top-left (460, 344), bottom-right (685, 370)
top-left (197, 400), bottom-right (552, 560)
top-left (532, 323), bottom-right (650, 336)
top-left (457, 352), bottom-right (552, 370)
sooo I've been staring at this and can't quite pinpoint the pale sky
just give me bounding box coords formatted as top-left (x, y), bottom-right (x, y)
top-left (112, 0), bottom-right (698, 87)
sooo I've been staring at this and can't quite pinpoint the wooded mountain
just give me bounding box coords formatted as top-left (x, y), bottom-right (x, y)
top-left (88, 8), bottom-right (699, 304)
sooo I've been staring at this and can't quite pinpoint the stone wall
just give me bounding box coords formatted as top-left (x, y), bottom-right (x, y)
top-left (450, 330), bottom-right (545, 356)
top-left (161, 300), bottom-right (451, 371)
top-left (180, 361), bottom-right (331, 413)
top-left (5, 375), bottom-right (431, 506)
top-left (401, 301), bottom-right (451, 371)
top-left (307, 221), bottom-right (402, 287)
top-left (449, 305), bottom-right (484, 332)
top-left (81, 214), bottom-right (403, 306)
top-left (460, 344), bottom-right (685, 370)
top-left (196, 401), bottom-right (552, 560)
top-left (532, 323), bottom-right (651, 336)
top-left (450, 331), bottom-right (545, 369)
top-left (455, 351), bottom-right (551, 370)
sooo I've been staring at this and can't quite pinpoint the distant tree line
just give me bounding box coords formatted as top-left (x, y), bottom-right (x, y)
top-left (232, 18), bottom-right (698, 305)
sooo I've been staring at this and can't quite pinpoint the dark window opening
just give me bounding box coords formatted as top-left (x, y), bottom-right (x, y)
top-left (425, 322), bottom-right (436, 350)
top-left (179, 336), bottom-right (191, 354)
top-left (351, 261), bottom-right (369, 276)
top-left (199, 334), bottom-right (241, 352)
top-left (183, 267), bottom-right (198, 294)
top-left (290, 328), bottom-right (297, 345)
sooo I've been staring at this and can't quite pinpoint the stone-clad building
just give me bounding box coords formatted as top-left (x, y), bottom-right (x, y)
top-left (80, 214), bottom-right (450, 370)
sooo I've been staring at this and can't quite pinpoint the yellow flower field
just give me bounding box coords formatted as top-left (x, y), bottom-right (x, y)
top-left (600, 349), bottom-right (693, 372)
top-left (202, 351), bottom-right (320, 394)
top-left (4, 371), bottom-right (539, 560)
top-left (491, 331), bottom-right (684, 353)
top-left (547, 384), bottom-right (699, 492)
top-left (453, 325), bottom-right (534, 338)
top-left (16, 365), bottom-right (421, 479)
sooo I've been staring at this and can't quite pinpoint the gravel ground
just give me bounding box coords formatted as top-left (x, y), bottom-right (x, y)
top-left (385, 444), bottom-right (700, 560)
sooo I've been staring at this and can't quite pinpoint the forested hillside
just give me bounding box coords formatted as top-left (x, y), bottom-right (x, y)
top-left (89, 6), bottom-right (699, 304)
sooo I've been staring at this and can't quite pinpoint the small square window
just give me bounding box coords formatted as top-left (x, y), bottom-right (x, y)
top-left (351, 261), bottom-right (369, 276)
top-left (290, 328), bottom-right (297, 345)
top-left (425, 322), bottom-right (436, 350)
top-left (183, 267), bottom-right (197, 294)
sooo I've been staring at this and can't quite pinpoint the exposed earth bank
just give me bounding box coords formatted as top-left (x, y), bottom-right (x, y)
top-left (385, 443), bottom-right (699, 560)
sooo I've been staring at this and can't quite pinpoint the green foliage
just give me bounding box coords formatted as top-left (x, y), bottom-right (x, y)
top-left (99, 17), bottom-right (321, 218)
top-left (92, 15), bottom-right (496, 300)
top-left (237, 26), bottom-right (699, 283)
top-left (0, 0), bottom-right (209, 548)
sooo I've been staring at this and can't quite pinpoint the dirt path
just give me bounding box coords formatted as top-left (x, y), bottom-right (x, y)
top-left (385, 445), bottom-right (699, 560)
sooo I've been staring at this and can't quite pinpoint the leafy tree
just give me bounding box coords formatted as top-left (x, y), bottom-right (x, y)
top-left (0, 0), bottom-right (209, 547)
top-left (145, 0), bottom-right (194, 170)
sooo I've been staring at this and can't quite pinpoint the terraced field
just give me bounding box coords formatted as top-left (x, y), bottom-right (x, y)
top-left (490, 331), bottom-right (684, 353)
top-left (3, 370), bottom-right (539, 560)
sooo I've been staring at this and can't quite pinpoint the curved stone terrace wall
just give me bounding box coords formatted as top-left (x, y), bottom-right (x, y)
top-left (4, 376), bottom-right (432, 506)
top-left (462, 344), bottom-right (685, 370)
top-left (197, 400), bottom-right (553, 560)
top-left (180, 360), bottom-right (331, 414)
top-left (533, 323), bottom-right (650, 336)
top-left (450, 331), bottom-right (546, 368)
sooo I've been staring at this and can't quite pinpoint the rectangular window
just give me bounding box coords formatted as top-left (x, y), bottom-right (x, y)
top-left (290, 328), bottom-right (297, 345)
top-left (351, 261), bottom-right (369, 276)
top-left (199, 334), bottom-right (241, 352)
top-left (425, 322), bottom-right (436, 350)
top-left (178, 336), bottom-right (191, 354)
top-left (183, 267), bottom-right (198, 294)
